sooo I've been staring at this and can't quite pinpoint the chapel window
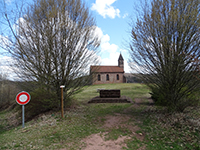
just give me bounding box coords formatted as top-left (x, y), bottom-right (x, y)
top-left (106, 74), bottom-right (109, 81)
top-left (117, 74), bottom-right (119, 80)
top-left (98, 74), bottom-right (101, 81)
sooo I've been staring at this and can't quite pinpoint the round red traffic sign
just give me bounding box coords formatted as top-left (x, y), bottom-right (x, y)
top-left (16, 91), bottom-right (31, 105)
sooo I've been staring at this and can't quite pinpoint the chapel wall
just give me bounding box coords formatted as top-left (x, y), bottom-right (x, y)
top-left (93, 73), bottom-right (124, 85)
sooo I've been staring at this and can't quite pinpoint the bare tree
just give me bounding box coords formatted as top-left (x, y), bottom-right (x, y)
top-left (129, 0), bottom-right (200, 111)
top-left (0, 70), bottom-right (7, 103)
top-left (0, 0), bottom-right (100, 105)
top-left (0, 70), bottom-right (20, 110)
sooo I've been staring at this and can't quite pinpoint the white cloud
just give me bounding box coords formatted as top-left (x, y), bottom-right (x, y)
top-left (91, 0), bottom-right (120, 19)
top-left (94, 27), bottom-right (131, 73)
top-left (101, 52), bottom-right (119, 65)
top-left (93, 26), bottom-right (104, 40)
top-left (122, 13), bottom-right (128, 19)
top-left (101, 34), bottom-right (110, 43)
top-left (0, 35), bottom-right (11, 50)
top-left (124, 60), bottom-right (132, 73)
top-left (0, 56), bottom-right (17, 80)
top-left (94, 27), bottom-right (118, 53)
top-left (5, 0), bottom-right (12, 4)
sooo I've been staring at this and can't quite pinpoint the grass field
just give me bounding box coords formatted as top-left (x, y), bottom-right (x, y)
top-left (0, 83), bottom-right (199, 150)
top-left (74, 83), bottom-right (149, 102)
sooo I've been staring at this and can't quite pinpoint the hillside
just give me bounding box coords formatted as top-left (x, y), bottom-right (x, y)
top-left (0, 83), bottom-right (199, 150)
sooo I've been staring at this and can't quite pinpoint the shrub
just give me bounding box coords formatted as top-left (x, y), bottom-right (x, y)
top-left (150, 86), bottom-right (167, 106)
top-left (0, 80), bottom-right (20, 111)
top-left (150, 85), bottom-right (200, 112)
top-left (64, 96), bottom-right (79, 109)
top-left (22, 88), bottom-right (58, 121)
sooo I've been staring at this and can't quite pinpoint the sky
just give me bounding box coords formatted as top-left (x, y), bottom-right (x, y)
top-left (0, 0), bottom-right (140, 80)
top-left (87, 0), bottom-right (138, 73)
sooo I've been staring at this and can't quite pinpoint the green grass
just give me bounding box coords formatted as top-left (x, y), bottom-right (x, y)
top-left (74, 83), bottom-right (150, 102)
top-left (126, 137), bottom-right (144, 150)
top-left (0, 83), bottom-right (199, 150)
top-left (0, 108), bottom-right (101, 149)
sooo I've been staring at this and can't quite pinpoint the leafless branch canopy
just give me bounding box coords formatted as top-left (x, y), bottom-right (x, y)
top-left (1, 0), bottom-right (100, 99)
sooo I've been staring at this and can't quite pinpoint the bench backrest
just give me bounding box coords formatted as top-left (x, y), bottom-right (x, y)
top-left (100, 89), bottom-right (120, 98)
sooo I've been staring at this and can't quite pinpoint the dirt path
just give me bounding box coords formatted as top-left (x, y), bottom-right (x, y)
top-left (81, 132), bottom-right (131, 150)
top-left (80, 98), bottom-right (150, 150)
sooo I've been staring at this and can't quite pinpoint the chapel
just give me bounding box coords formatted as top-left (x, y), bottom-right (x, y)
top-left (90, 54), bottom-right (126, 85)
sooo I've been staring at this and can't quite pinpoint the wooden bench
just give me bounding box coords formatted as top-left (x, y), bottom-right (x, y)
top-left (100, 89), bottom-right (120, 98)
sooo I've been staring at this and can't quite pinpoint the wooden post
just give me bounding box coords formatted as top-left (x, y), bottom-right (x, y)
top-left (60, 85), bottom-right (65, 118)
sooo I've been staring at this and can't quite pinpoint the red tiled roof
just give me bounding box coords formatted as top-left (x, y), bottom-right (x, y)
top-left (90, 66), bottom-right (124, 73)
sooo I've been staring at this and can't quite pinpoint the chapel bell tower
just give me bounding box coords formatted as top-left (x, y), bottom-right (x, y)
top-left (118, 53), bottom-right (124, 70)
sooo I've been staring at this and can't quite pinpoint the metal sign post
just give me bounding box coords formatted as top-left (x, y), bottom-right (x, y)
top-left (60, 85), bottom-right (65, 118)
top-left (22, 105), bottom-right (25, 128)
top-left (16, 91), bottom-right (31, 128)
